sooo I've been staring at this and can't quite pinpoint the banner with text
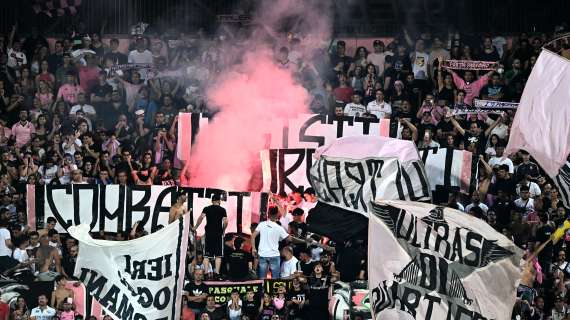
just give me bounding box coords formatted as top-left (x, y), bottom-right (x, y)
top-left (203, 279), bottom-right (293, 304)
top-left (308, 136), bottom-right (430, 216)
top-left (180, 114), bottom-right (397, 192)
top-left (442, 60), bottom-right (498, 70)
top-left (30, 185), bottom-right (268, 234)
top-left (70, 213), bottom-right (190, 320)
top-left (369, 200), bottom-right (522, 320)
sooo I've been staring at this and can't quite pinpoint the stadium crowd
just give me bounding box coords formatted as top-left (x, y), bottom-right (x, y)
top-left (0, 17), bottom-right (567, 320)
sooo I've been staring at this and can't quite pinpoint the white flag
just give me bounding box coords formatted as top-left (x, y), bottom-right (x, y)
top-left (368, 200), bottom-right (522, 320)
top-left (309, 136), bottom-right (431, 215)
top-left (69, 214), bottom-right (190, 320)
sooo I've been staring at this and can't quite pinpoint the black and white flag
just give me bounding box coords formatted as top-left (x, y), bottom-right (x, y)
top-left (368, 200), bottom-right (522, 320)
top-left (69, 214), bottom-right (190, 320)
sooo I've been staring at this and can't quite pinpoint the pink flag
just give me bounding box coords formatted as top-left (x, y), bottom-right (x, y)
top-left (505, 50), bottom-right (570, 177)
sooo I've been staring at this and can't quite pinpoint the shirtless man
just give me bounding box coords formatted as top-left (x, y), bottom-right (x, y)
top-left (168, 193), bottom-right (189, 223)
top-left (51, 275), bottom-right (74, 309)
top-left (35, 234), bottom-right (62, 281)
top-left (38, 217), bottom-right (57, 237)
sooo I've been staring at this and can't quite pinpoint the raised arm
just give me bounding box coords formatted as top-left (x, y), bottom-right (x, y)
top-left (449, 117), bottom-right (466, 136)
top-left (484, 115), bottom-right (502, 137)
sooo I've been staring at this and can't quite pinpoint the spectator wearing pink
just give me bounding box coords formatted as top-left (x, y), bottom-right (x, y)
top-left (416, 94), bottom-right (444, 123)
top-left (11, 110), bottom-right (35, 148)
top-left (57, 73), bottom-right (84, 105)
top-left (78, 53), bottom-right (101, 93)
top-left (445, 68), bottom-right (494, 105)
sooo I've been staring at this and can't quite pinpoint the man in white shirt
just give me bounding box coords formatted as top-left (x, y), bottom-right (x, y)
top-left (128, 37), bottom-right (154, 80)
top-left (30, 294), bottom-right (56, 320)
top-left (343, 92), bottom-right (366, 117)
top-left (280, 246), bottom-right (300, 278)
top-left (514, 186), bottom-right (534, 215)
top-left (366, 89), bottom-right (392, 119)
top-left (464, 191), bottom-right (489, 215)
top-left (0, 219), bottom-right (12, 257)
top-left (252, 207), bottom-right (308, 279)
top-left (516, 175), bottom-right (541, 198)
top-left (69, 92), bottom-right (96, 121)
top-left (488, 144), bottom-right (514, 174)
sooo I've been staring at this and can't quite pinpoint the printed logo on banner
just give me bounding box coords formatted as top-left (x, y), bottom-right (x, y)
top-left (369, 202), bottom-right (520, 320)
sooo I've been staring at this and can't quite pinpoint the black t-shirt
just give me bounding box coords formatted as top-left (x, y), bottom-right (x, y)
top-left (492, 199), bottom-right (514, 227)
top-left (479, 49), bottom-right (500, 62)
top-left (287, 287), bottom-right (308, 317)
top-left (92, 83), bottom-right (113, 100)
top-left (205, 307), bottom-right (227, 320)
top-left (308, 276), bottom-right (330, 311)
top-left (329, 54), bottom-right (353, 74)
top-left (243, 299), bottom-right (259, 318)
top-left (203, 205), bottom-right (227, 235)
top-left (300, 260), bottom-right (315, 276)
top-left (226, 249), bottom-right (252, 279)
top-left (491, 177), bottom-right (517, 197)
top-left (464, 132), bottom-right (487, 154)
top-left (183, 281), bottom-right (208, 309)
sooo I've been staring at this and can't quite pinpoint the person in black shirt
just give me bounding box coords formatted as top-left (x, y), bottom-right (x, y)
top-left (193, 194), bottom-right (227, 277)
top-left (103, 38), bottom-right (128, 65)
top-left (184, 269), bottom-right (209, 317)
top-left (242, 289), bottom-right (259, 319)
top-left (203, 295), bottom-right (227, 320)
top-left (450, 115), bottom-right (501, 155)
top-left (492, 189), bottom-right (515, 227)
top-left (225, 237), bottom-right (253, 280)
top-left (298, 248), bottom-right (314, 276)
top-left (307, 262), bottom-right (331, 319)
top-left (286, 276), bottom-right (309, 320)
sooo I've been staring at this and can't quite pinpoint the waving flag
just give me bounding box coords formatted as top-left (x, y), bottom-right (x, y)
top-left (368, 200), bottom-right (522, 320)
top-left (505, 50), bottom-right (570, 207)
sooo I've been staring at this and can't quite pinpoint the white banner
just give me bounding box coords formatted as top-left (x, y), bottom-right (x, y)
top-left (418, 147), bottom-right (477, 194)
top-left (69, 214), bottom-right (190, 320)
top-left (307, 136), bottom-right (430, 215)
top-left (368, 200), bottom-right (522, 320)
top-left (36, 185), bottom-right (267, 235)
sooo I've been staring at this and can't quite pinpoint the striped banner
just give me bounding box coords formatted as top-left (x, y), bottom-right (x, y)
top-left (553, 161), bottom-right (570, 209)
top-left (418, 147), bottom-right (477, 194)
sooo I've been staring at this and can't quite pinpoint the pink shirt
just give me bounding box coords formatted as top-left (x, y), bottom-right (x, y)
top-left (59, 310), bottom-right (77, 320)
top-left (57, 84), bottom-right (84, 104)
top-left (11, 121), bottom-right (36, 148)
top-left (450, 70), bottom-right (489, 106)
top-left (78, 66), bottom-right (100, 93)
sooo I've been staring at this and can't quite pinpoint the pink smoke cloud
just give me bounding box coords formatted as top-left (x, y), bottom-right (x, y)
top-left (187, 0), bottom-right (332, 190)
top-left (188, 51), bottom-right (310, 190)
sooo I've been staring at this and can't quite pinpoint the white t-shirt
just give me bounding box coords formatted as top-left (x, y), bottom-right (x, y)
top-left (366, 100), bottom-right (392, 119)
top-left (256, 220), bottom-right (289, 258)
top-left (514, 198), bottom-right (535, 214)
top-left (128, 50), bottom-right (154, 79)
top-left (13, 247), bottom-right (29, 263)
top-left (0, 228), bottom-right (11, 257)
top-left (69, 104), bottom-right (97, 117)
top-left (281, 256), bottom-right (300, 278)
top-left (411, 51), bottom-right (429, 80)
top-left (489, 156), bottom-right (514, 174)
top-left (7, 48), bottom-right (27, 68)
top-left (30, 306), bottom-right (57, 320)
top-left (38, 165), bottom-right (58, 184)
top-left (516, 182), bottom-right (542, 198)
top-left (464, 203), bottom-right (489, 214)
top-left (62, 139), bottom-right (82, 156)
top-left (343, 103), bottom-right (367, 117)
top-left (367, 51), bottom-right (393, 75)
